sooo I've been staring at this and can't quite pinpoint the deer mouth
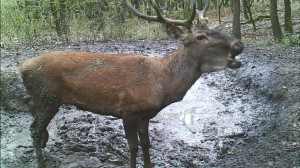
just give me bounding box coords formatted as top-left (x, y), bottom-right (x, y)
top-left (228, 58), bottom-right (241, 69)
top-left (228, 40), bottom-right (244, 69)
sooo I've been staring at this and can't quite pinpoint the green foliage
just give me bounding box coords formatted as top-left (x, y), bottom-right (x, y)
top-left (280, 33), bottom-right (300, 46)
top-left (253, 33), bottom-right (300, 47)
top-left (0, 0), bottom-right (173, 48)
top-left (1, 0), bottom-right (299, 48)
top-left (1, 0), bottom-right (55, 47)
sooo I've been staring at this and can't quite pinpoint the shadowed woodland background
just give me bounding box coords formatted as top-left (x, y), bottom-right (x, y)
top-left (1, 0), bottom-right (299, 48)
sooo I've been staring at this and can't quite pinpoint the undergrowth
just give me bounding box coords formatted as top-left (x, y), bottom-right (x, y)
top-left (1, 0), bottom-right (299, 49)
top-left (0, 0), bottom-right (167, 49)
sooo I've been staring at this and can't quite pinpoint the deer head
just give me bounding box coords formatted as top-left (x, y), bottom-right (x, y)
top-left (124, 0), bottom-right (243, 73)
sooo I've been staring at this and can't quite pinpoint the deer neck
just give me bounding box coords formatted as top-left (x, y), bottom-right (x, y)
top-left (160, 45), bottom-right (203, 105)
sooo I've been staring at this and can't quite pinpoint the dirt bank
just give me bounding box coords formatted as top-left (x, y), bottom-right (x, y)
top-left (1, 41), bottom-right (299, 168)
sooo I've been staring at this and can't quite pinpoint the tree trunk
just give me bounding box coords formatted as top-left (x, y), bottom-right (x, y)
top-left (211, 0), bottom-right (218, 10)
top-left (133, 0), bottom-right (139, 9)
top-left (244, 0), bottom-right (256, 31)
top-left (197, 0), bottom-right (203, 10)
top-left (50, 0), bottom-right (70, 43)
top-left (59, 0), bottom-right (69, 44)
top-left (284, 0), bottom-right (293, 34)
top-left (270, 0), bottom-right (283, 41)
top-left (232, 0), bottom-right (241, 39)
top-left (218, 0), bottom-right (224, 23)
top-left (242, 0), bottom-right (249, 20)
top-left (50, 0), bottom-right (62, 38)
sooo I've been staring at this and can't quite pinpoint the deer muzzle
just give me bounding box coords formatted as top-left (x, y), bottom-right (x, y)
top-left (228, 40), bottom-right (244, 69)
top-left (231, 40), bottom-right (244, 56)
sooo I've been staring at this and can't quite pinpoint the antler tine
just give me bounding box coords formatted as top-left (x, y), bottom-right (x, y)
top-left (150, 0), bottom-right (196, 29)
top-left (147, 0), bottom-right (166, 23)
top-left (186, 1), bottom-right (197, 27)
top-left (123, 0), bottom-right (160, 22)
top-left (124, 0), bottom-right (196, 29)
top-left (196, 0), bottom-right (210, 23)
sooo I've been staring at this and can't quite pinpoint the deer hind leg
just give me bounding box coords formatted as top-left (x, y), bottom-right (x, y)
top-left (30, 117), bottom-right (46, 168)
top-left (138, 119), bottom-right (152, 168)
top-left (123, 115), bottom-right (139, 168)
top-left (30, 105), bottom-right (59, 168)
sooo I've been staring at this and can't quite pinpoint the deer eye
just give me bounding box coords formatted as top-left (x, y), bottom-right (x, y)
top-left (197, 35), bottom-right (206, 41)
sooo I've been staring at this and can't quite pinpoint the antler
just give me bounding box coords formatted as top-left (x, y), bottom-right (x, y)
top-left (196, 0), bottom-right (210, 23)
top-left (124, 0), bottom-right (196, 29)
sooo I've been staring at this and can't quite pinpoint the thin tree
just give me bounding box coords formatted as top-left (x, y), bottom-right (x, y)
top-left (50, 0), bottom-right (62, 38)
top-left (243, 0), bottom-right (256, 31)
top-left (232, 0), bottom-right (241, 39)
top-left (284, 0), bottom-right (293, 34)
top-left (59, 0), bottom-right (69, 44)
top-left (218, 0), bottom-right (224, 23)
top-left (270, 0), bottom-right (283, 41)
top-left (197, 0), bottom-right (204, 10)
top-left (242, 0), bottom-right (249, 20)
top-left (50, 0), bottom-right (69, 43)
top-left (134, 0), bottom-right (139, 9)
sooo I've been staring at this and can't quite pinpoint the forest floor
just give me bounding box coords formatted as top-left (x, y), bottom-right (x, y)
top-left (1, 39), bottom-right (299, 168)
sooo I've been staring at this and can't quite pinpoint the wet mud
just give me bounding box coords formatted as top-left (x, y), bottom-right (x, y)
top-left (1, 41), bottom-right (299, 168)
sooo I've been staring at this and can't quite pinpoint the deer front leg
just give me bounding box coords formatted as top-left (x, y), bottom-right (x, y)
top-left (123, 116), bottom-right (139, 168)
top-left (138, 119), bottom-right (152, 168)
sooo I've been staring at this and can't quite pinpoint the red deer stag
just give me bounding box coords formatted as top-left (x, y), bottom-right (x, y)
top-left (20, 0), bottom-right (244, 167)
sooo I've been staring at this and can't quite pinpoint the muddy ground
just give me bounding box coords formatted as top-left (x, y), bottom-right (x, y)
top-left (1, 40), bottom-right (299, 168)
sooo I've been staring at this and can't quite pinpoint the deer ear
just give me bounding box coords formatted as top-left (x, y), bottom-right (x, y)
top-left (166, 24), bottom-right (183, 39)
